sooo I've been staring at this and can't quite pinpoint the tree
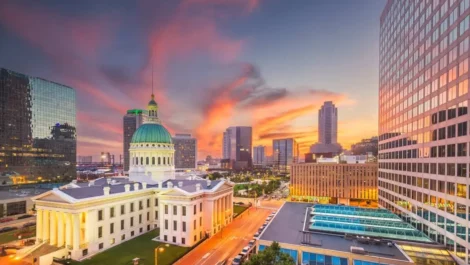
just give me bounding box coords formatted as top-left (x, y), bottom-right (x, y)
top-left (244, 242), bottom-right (295, 265)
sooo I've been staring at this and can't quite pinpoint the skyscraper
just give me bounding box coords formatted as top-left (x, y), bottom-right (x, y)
top-left (172, 133), bottom-right (197, 170)
top-left (273, 138), bottom-right (298, 172)
top-left (222, 126), bottom-right (252, 169)
top-left (123, 109), bottom-right (146, 171)
top-left (253, 145), bottom-right (265, 166)
top-left (310, 101), bottom-right (342, 155)
top-left (0, 68), bottom-right (76, 181)
top-left (319, 101), bottom-right (338, 145)
top-left (379, 1), bottom-right (470, 263)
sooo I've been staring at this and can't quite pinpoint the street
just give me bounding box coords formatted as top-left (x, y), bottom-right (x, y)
top-left (175, 201), bottom-right (283, 265)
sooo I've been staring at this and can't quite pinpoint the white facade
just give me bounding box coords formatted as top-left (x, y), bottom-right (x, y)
top-left (128, 142), bottom-right (175, 183)
top-left (32, 179), bottom-right (233, 261)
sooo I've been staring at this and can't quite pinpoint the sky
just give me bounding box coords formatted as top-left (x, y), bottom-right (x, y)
top-left (0, 0), bottom-right (386, 160)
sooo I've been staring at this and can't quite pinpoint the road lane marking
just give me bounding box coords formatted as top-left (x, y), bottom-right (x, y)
top-left (202, 253), bottom-right (210, 259)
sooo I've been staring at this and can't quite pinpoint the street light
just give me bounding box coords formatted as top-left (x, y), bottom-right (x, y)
top-left (154, 245), bottom-right (167, 265)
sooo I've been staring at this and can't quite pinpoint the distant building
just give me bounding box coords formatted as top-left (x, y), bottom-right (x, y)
top-left (0, 68), bottom-right (76, 181)
top-left (310, 101), bottom-right (342, 155)
top-left (172, 134), bottom-right (197, 170)
top-left (123, 109), bottom-right (146, 171)
top-left (77, 156), bottom-right (93, 163)
top-left (351, 136), bottom-right (378, 156)
top-left (273, 138), bottom-right (298, 172)
top-left (291, 162), bottom-right (378, 205)
top-left (253, 145), bottom-right (265, 166)
top-left (222, 126), bottom-right (252, 169)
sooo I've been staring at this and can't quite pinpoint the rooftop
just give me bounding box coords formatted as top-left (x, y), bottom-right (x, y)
top-left (260, 202), bottom-right (435, 262)
top-left (55, 177), bottom-right (223, 200)
top-left (0, 188), bottom-right (49, 200)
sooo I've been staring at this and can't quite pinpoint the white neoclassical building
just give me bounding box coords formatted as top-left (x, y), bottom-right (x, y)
top-left (31, 95), bottom-right (234, 262)
top-left (128, 94), bottom-right (175, 183)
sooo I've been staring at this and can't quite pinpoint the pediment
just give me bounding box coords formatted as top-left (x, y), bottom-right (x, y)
top-left (158, 188), bottom-right (187, 197)
top-left (32, 190), bottom-right (73, 204)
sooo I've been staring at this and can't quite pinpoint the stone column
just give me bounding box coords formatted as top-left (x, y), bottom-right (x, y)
top-left (57, 212), bottom-right (65, 247)
top-left (50, 211), bottom-right (57, 245)
top-left (86, 210), bottom-right (96, 244)
top-left (65, 213), bottom-right (72, 249)
top-left (43, 210), bottom-right (50, 243)
top-left (72, 213), bottom-right (80, 250)
top-left (36, 209), bottom-right (43, 242)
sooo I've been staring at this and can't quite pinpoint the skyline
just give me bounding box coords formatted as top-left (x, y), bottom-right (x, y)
top-left (0, 0), bottom-right (384, 159)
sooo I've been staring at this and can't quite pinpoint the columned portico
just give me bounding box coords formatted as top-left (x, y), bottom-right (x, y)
top-left (50, 211), bottom-right (57, 245)
top-left (65, 213), bottom-right (72, 249)
top-left (36, 209), bottom-right (43, 243)
top-left (57, 212), bottom-right (65, 247)
top-left (72, 213), bottom-right (80, 250)
top-left (42, 210), bottom-right (50, 243)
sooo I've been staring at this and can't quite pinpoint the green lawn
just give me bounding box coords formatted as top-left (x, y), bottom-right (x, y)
top-left (233, 205), bottom-right (248, 217)
top-left (0, 226), bottom-right (36, 245)
top-left (71, 229), bottom-right (188, 265)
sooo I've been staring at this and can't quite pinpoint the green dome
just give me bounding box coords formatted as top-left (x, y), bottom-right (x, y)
top-left (131, 123), bottom-right (172, 144)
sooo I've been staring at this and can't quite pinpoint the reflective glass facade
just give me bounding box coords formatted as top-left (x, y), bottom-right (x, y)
top-left (378, 1), bottom-right (470, 264)
top-left (0, 68), bottom-right (76, 181)
top-left (172, 134), bottom-right (197, 170)
top-left (273, 138), bottom-right (299, 172)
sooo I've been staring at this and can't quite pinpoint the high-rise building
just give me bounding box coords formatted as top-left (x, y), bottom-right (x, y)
top-left (172, 133), bottom-right (197, 170)
top-left (310, 101), bottom-right (342, 155)
top-left (273, 138), bottom-right (298, 172)
top-left (253, 145), bottom-right (265, 166)
top-left (222, 126), bottom-right (252, 169)
top-left (319, 101), bottom-right (338, 145)
top-left (0, 68), bottom-right (76, 181)
top-left (123, 109), bottom-right (146, 171)
top-left (379, 1), bottom-right (470, 263)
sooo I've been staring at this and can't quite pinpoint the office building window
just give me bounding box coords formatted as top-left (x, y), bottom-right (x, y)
top-left (155, 199), bottom-right (158, 206)
top-left (98, 227), bottom-right (103, 238)
top-left (182, 221), bottom-right (186, 232)
top-left (139, 201), bottom-right (143, 210)
top-left (131, 203), bottom-right (134, 212)
top-left (121, 205), bottom-right (125, 215)
top-left (182, 238), bottom-right (186, 245)
top-left (98, 210), bottom-right (103, 221)
top-left (182, 206), bottom-right (186, 216)
top-left (147, 199), bottom-right (150, 208)
top-left (165, 205), bottom-right (168, 214)
top-left (110, 207), bottom-right (115, 218)
top-left (131, 217), bottom-right (134, 227)
top-left (173, 236), bottom-right (176, 243)
top-left (173, 205), bottom-right (177, 215)
top-left (110, 223), bottom-right (114, 234)
top-left (121, 220), bottom-right (124, 230)
top-left (174, 220), bottom-right (177, 231)
top-left (165, 220), bottom-right (168, 230)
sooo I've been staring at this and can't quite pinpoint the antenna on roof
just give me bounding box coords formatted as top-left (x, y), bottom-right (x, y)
top-left (151, 61), bottom-right (154, 96)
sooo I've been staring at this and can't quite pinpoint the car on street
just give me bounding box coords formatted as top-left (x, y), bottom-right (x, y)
top-left (253, 232), bottom-right (260, 238)
top-left (241, 246), bottom-right (250, 256)
top-left (232, 254), bottom-right (243, 265)
top-left (248, 239), bottom-right (256, 247)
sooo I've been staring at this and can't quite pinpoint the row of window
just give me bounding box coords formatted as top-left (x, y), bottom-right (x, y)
top-left (133, 156), bottom-right (173, 166)
top-left (380, 161), bottom-right (470, 178)
top-left (379, 187), bottom-right (470, 222)
top-left (97, 199), bottom-right (157, 221)
top-left (98, 212), bottom-right (152, 238)
top-left (163, 203), bottom-right (203, 216)
top-left (163, 217), bottom-right (203, 232)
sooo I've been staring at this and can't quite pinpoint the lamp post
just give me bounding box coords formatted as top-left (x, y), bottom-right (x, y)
top-left (154, 244), bottom-right (167, 265)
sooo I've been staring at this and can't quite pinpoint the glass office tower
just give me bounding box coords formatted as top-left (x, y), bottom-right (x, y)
top-left (378, 1), bottom-right (470, 263)
top-left (0, 68), bottom-right (76, 181)
top-left (273, 138), bottom-right (298, 172)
